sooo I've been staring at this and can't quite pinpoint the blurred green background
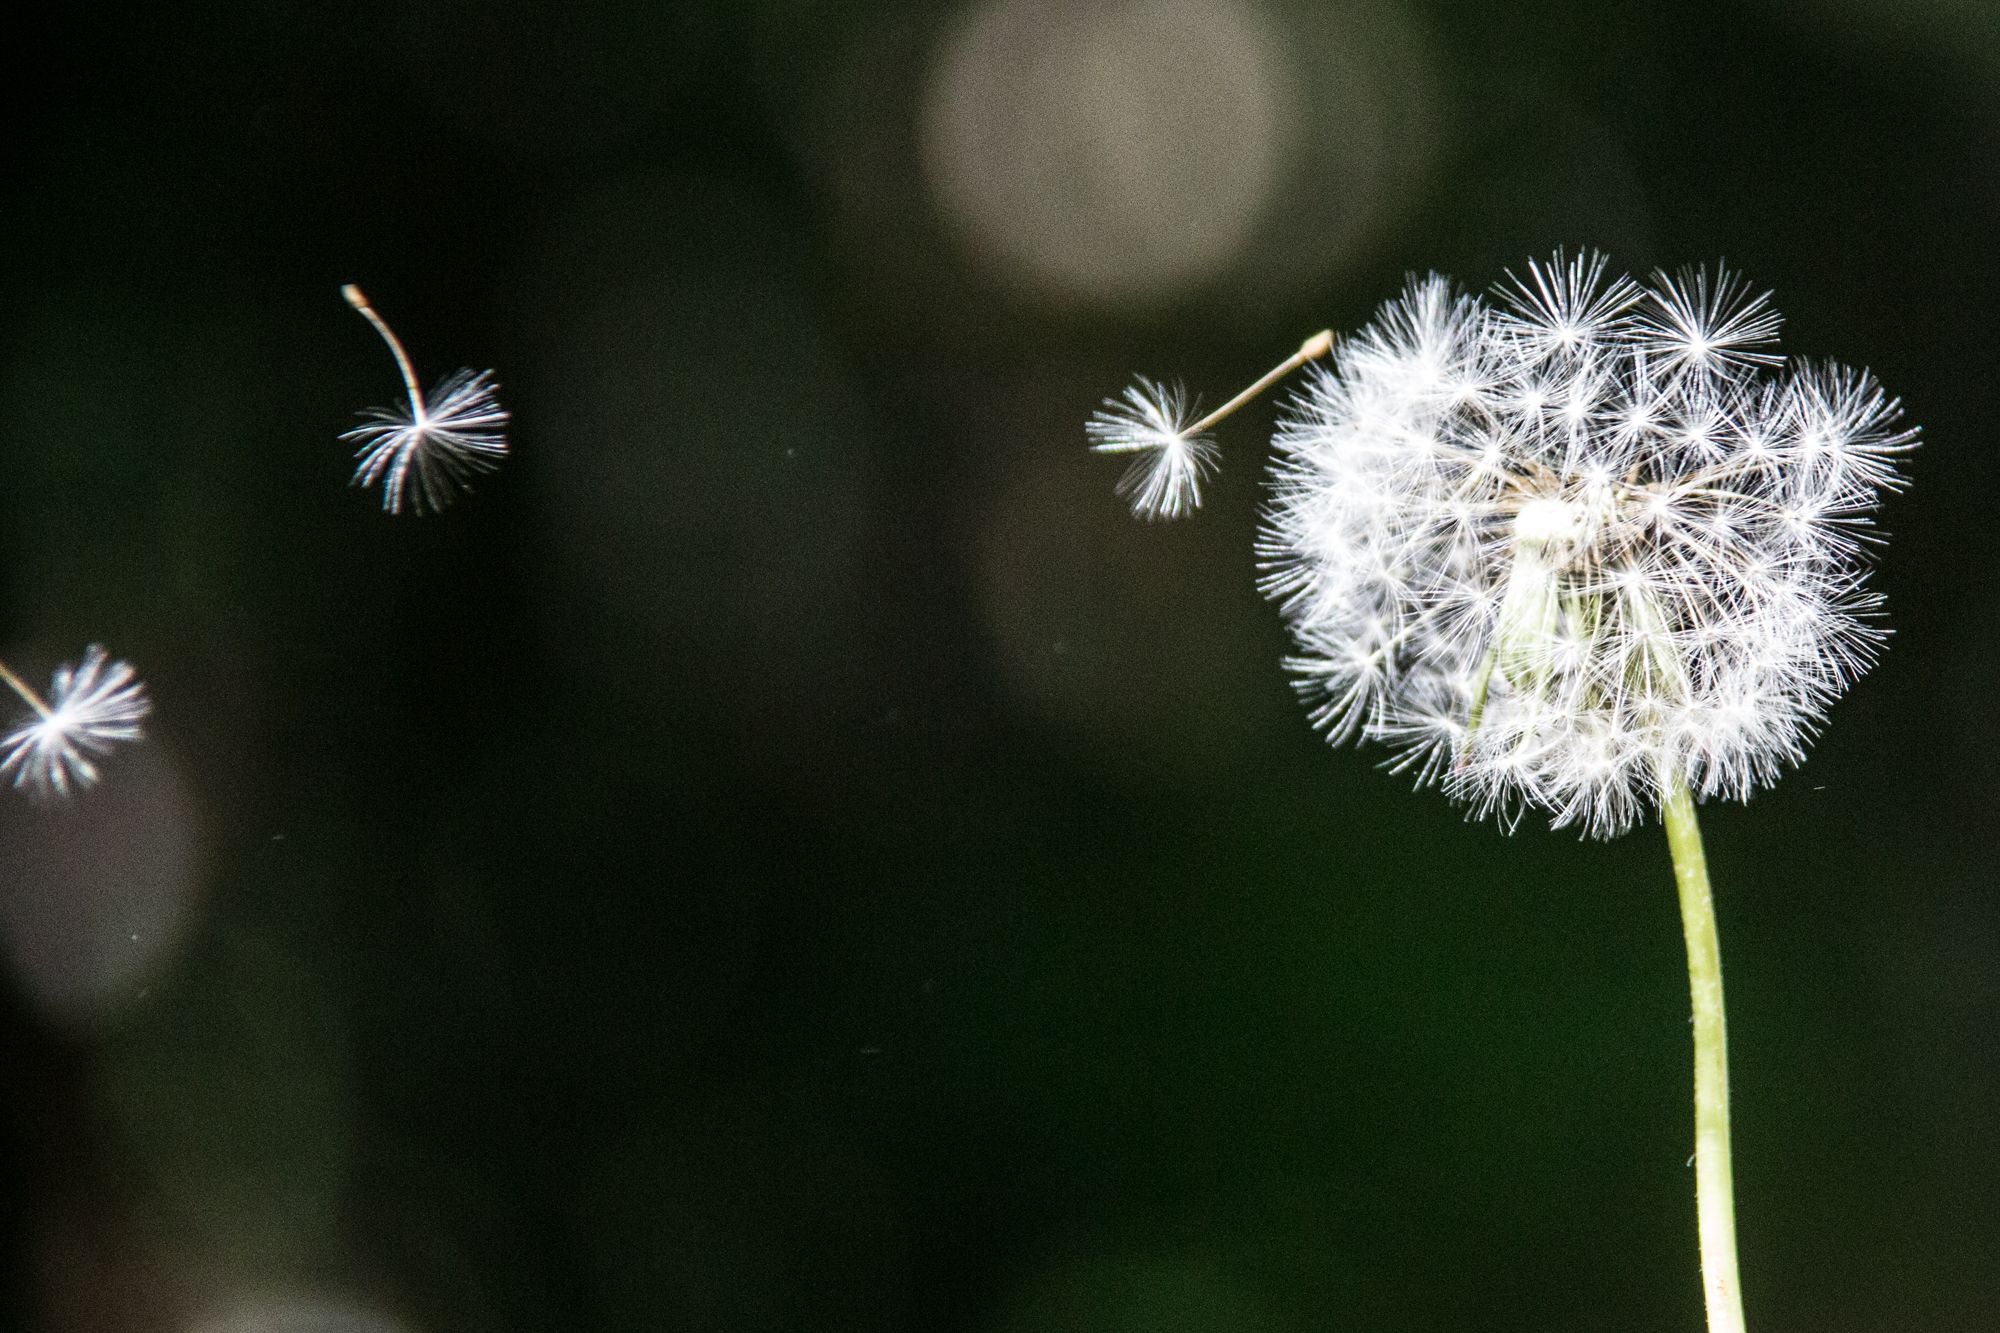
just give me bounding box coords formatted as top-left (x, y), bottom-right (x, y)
top-left (3, 0), bottom-right (1995, 1329)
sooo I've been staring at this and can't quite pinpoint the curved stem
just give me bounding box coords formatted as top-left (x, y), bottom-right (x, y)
top-left (1661, 771), bottom-right (1748, 1333)
top-left (342, 284), bottom-right (428, 418)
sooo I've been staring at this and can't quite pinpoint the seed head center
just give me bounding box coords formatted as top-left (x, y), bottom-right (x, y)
top-left (1514, 496), bottom-right (1585, 549)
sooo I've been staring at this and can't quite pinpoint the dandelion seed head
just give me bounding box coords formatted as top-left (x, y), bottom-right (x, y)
top-left (1258, 251), bottom-right (1915, 836)
top-left (0, 646), bottom-right (151, 798)
top-left (341, 285), bottom-right (510, 515)
top-left (344, 368), bottom-right (511, 515)
top-left (1086, 377), bottom-right (1219, 520)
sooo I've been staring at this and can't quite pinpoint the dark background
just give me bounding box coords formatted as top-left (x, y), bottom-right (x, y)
top-left (2, 1), bottom-right (1995, 1329)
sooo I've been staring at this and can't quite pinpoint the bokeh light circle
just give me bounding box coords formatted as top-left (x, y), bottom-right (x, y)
top-left (188, 1293), bottom-right (417, 1333)
top-left (0, 738), bottom-right (203, 1030)
top-left (921, 0), bottom-right (1292, 306)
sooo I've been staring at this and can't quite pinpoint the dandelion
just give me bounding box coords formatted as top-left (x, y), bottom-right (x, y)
top-left (1088, 250), bottom-right (1916, 1333)
top-left (1262, 256), bottom-right (1913, 838)
top-left (341, 284), bottom-right (509, 515)
top-left (0, 645), bottom-right (152, 797)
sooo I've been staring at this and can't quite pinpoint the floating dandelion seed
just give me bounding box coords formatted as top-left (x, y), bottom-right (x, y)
top-left (1087, 249), bottom-right (1916, 1333)
top-left (0, 646), bottom-right (151, 797)
top-left (341, 284), bottom-right (509, 515)
top-left (1088, 332), bottom-right (1332, 520)
top-left (1086, 378), bottom-right (1218, 520)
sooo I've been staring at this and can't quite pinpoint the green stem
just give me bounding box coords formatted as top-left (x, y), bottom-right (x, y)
top-left (1661, 771), bottom-right (1748, 1333)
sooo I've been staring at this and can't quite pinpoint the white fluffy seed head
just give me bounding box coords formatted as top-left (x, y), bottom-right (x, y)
top-left (1259, 251), bottom-right (1915, 837)
top-left (0, 646), bottom-right (152, 798)
top-left (342, 285), bottom-right (510, 516)
top-left (1086, 377), bottom-right (1220, 520)
top-left (344, 368), bottom-right (510, 515)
